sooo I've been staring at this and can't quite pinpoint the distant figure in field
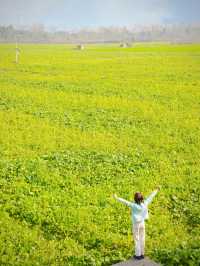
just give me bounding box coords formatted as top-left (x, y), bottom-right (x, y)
top-left (113, 187), bottom-right (160, 260)
top-left (120, 42), bottom-right (132, 48)
top-left (120, 42), bottom-right (127, 48)
top-left (77, 44), bottom-right (84, 50)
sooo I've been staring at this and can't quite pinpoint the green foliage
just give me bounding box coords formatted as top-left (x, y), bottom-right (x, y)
top-left (153, 239), bottom-right (200, 266)
top-left (0, 43), bottom-right (200, 265)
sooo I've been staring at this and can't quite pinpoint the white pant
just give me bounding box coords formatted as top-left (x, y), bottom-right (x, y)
top-left (133, 221), bottom-right (145, 256)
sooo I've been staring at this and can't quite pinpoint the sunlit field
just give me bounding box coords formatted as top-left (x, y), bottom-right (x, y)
top-left (0, 43), bottom-right (200, 265)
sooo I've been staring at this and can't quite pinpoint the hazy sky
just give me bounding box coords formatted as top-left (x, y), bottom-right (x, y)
top-left (0, 0), bottom-right (200, 29)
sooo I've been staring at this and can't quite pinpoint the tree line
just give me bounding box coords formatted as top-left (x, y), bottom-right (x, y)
top-left (0, 24), bottom-right (200, 43)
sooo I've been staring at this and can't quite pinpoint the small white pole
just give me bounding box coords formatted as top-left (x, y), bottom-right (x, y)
top-left (15, 42), bottom-right (20, 64)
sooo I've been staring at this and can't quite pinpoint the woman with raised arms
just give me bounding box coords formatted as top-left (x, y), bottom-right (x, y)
top-left (113, 187), bottom-right (160, 260)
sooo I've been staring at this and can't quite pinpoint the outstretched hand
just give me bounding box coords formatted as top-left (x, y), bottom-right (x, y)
top-left (113, 194), bottom-right (118, 199)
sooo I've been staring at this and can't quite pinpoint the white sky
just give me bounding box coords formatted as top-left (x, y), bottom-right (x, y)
top-left (0, 0), bottom-right (199, 29)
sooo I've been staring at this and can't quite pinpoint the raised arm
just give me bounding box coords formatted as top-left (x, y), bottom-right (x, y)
top-left (144, 187), bottom-right (160, 205)
top-left (113, 194), bottom-right (133, 208)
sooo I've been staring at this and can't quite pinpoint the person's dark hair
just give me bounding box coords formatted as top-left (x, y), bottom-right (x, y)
top-left (134, 192), bottom-right (144, 204)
